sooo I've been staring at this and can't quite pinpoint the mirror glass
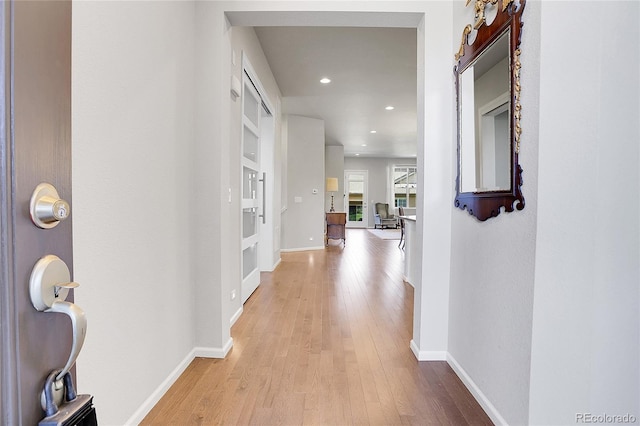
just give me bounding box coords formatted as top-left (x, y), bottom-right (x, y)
top-left (459, 30), bottom-right (510, 193)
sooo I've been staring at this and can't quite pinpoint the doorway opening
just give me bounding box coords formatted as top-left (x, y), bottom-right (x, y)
top-left (224, 5), bottom-right (450, 367)
top-left (344, 170), bottom-right (369, 228)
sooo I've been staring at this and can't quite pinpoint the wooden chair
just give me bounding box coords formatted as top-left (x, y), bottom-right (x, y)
top-left (398, 206), bottom-right (405, 249)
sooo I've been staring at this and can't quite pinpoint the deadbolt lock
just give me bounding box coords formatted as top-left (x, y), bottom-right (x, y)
top-left (30, 183), bottom-right (70, 229)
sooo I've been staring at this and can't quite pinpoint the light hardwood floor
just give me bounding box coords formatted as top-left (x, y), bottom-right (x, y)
top-left (142, 229), bottom-right (492, 425)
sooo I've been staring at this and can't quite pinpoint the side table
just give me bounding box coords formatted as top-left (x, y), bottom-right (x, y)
top-left (325, 212), bottom-right (346, 246)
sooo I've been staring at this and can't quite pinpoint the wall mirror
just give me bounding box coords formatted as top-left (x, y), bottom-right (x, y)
top-left (454, 0), bottom-right (526, 221)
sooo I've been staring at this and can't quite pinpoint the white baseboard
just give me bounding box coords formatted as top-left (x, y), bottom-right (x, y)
top-left (402, 275), bottom-right (415, 288)
top-left (409, 340), bottom-right (447, 360)
top-left (407, 345), bottom-right (504, 424)
top-left (124, 348), bottom-right (197, 425)
top-left (446, 353), bottom-right (507, 426)
top-left (230, 306), bottom-right (243, 327)
top-left (272, 257), bottom-right (281, 270)
top-left (261, 257), bottom-right (281, 272)
top-left (126, 340), bottom-right (502, 426)
top-left (194, 338), bottom-right (233, 358)
top-left (280, 246), bottom-right (325, 253)
top-left (124, 339), bottom-right (235, 425)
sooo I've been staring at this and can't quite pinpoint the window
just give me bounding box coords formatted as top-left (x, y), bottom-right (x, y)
top-left (394, 166), bottom-right (417, 208)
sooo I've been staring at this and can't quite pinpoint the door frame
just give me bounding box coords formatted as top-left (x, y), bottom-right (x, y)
top-left (344, 170), bottom-right (369, 229)
top-left (0, 2), bottom-right (19, 418)
top-left (220, 0), bottom-right (453, 376)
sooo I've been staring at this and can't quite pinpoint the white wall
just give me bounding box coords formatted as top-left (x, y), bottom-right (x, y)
top-left (411, 1), bottom-right (455, 365)
top-left (529, 1), bottom-right (639, 424)
top-left (192, 0), bottom-right (232, 362)
top-left (282, 115), bottom-right (326, 250)
top-left (449, 2), bottom-right (640, 425)
top-left (448, 2), bottom-right (539, 424)
top-left (72, 2), bottom-right (196, 424)
top-left (344, 156), bottom-right (417, 225)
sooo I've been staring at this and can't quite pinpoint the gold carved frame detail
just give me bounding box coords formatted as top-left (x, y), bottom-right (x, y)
top-left (456, 0), bottom-right (516, 61)
top-left (513, 47), bottom-right (522, 153)
top-left (466, 0), bottom-right (512, 29)
top-left (455, 0), bottom-right (523, 154)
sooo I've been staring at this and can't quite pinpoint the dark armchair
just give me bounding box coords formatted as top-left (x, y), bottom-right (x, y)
top-left (373, 203), bottom-right (398, 229)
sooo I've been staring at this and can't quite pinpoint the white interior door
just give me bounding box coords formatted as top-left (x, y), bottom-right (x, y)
top-left (258, 113), bottom-right (276, 271)
top-left (241, 75), bottom-right (262, 304)
top-left (345, 170), bottom-right (368, 228)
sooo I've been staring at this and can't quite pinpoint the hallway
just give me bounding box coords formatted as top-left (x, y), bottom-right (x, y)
top-left (142, 229), bottom-right (491, 425)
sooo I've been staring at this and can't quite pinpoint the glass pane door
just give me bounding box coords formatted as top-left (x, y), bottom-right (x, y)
top-left (241, 77), bottom-right (261, 303)
top-left (345, 170), bottom-right (368, 228)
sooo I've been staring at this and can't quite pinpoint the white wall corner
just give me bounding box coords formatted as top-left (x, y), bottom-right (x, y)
top-left (402, 275), bottom-right (415, 288)
top-left (260, 256), bottom-right (282, 273)
top-left (194, 338), bottom-right (234, 359)
top-left (447, 353), bottom-right (507, 426)
top-left (123, 348), bottom-right (197, 426)
top-left (409, 340), bottom-right (447, 361)
top-left (271, 257), bottom-right (281, 271)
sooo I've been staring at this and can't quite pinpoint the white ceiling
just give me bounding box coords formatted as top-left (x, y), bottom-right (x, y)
top-left (254, 26), bottom-right (417, 158)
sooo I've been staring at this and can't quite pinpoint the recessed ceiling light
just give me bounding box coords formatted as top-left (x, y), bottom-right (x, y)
top-left (385, 106), bottom-right (394, 111)
top-left (361, 144), bottom-right (367, 147)
top-left (320, 77), bottom-right (331, 84)
top-left (370, 130), bottom-right (377, 134)
top-left (355, 153), bottom-right (360, 156)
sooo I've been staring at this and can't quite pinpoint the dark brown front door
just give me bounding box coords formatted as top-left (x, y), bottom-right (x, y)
top-left (1, 1), bottom-right (74, 424)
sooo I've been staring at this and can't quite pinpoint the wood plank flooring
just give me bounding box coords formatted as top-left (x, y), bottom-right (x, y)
top-left (141, 229), bottom-right (492, 425)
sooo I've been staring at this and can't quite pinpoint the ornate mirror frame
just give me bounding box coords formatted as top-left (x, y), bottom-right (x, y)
top-left (454, 0), bottom-right (526, 221)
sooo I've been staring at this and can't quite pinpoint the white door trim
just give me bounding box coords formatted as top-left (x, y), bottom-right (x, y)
top-left (344, 170), bottom-right (369, 229)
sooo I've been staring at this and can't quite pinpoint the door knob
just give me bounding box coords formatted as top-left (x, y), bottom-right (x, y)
top-left (30, 183), bottom-right (70, 229)
top-left (29, 255), bottom-right (86, 381)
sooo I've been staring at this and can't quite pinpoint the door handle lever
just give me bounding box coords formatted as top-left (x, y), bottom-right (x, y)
top-left (259, 172), bottom-right (266, 224)
top-left (29, 255), bottom-right (87, 380)
top-left (46, 301), bottom-right (87, 380)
